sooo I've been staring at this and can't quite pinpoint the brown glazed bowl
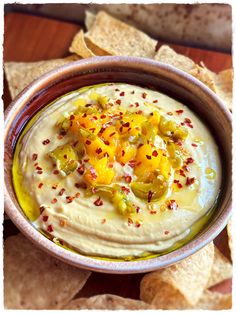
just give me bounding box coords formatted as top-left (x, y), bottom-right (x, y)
top-left (4, 56), bottom-right (232, 274)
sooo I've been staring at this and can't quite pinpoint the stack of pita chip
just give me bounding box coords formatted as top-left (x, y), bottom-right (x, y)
top-left (4, 10), bottom-right (233, 310)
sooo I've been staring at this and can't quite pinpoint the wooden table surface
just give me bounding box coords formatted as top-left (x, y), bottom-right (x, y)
top-left (3, 12), bottom-right (232, 300)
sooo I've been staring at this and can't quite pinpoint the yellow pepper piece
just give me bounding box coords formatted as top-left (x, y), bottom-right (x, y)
top-left (84, 157), bottom-right (115, 186)
top-left (116, 142), bottom-right (137, 164)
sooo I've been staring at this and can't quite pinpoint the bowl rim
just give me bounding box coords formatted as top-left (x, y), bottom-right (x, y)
top-left (4, 56), bottom-right (232, 274)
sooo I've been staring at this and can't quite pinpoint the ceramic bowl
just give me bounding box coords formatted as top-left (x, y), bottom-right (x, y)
top-left (4, 56), bottom-right (232, 273)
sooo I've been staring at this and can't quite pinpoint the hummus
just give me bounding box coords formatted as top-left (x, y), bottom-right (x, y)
top-left (13, 83), bottom-right (221, 259)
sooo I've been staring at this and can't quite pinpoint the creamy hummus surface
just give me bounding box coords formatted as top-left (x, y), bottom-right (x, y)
top-left (13, 83), bottom-right (221, 259)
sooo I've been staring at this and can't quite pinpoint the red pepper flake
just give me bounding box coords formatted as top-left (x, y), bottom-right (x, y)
top-left (75, 192), bottom-right (80, 198)
top-left (121, 186), bottom-right (130, 194)
top-left (186, 157), bottom-right (194, 164)
top-left (58, 188), bottom-right (66, 196)
top-left (39, 206), bottom-right (45, 214)
top-left (38, 182), bottom-right (43, 189)
top-left (47, 225), bottom-right (53, 233)
top-left (32, 153), bottom-right (38, 161)
top-left (150, 210), bottom-right (157, 214)
top-left (104, 140), bottom-right (110, 146)
top-left (42, 139), bottom-right (50, 145)
top-left (120, 91), bottom-right (125, 96)
top-left (129, 104), bottom-right (134, 108)
top-left (36, 166), bottom-right (42, 171)
top-left (103, 152), bottom-right (110, 158)
top-left (121, 150), bottom-right (125, 157)
top-left (94, 197), bottom-right (103, 206)
top-left (53, 169), bottom-right (59, 175)
top-left (179, 169), bottom-right (186, 177)
top-left (115, 88), bottom-right (120, 92)
top-left (109, 132), bottom-right (116, 137)
top-left (136, 206), bottom-right (141, 214)
top-left (136, 110), bottom-right (143, 114)
top-left (96, 147), bottom-right (103, 154)
top-left (51, 198), bottom-right (57, 204)
top-left (93, 115), bottom-right (98, 120)
top-left (135, 102), bottom-right (140, 107)
top-left (152, 150), bottom-right (158, 157)
top-left (180, 122), bottom-right (185, 126)
top-left (70, 114), bottom-right (75, 120)
top-left (142, 92), bottom-right (147, 99)
top-left (192, 143), bottom-right (198, 147)
top-left (186, 177), bottom-right (195, 186)
top-left (183, 165), bottom-right (190, 172)
top-left (34, 162), bottom-right (38, 167)
top-left (167, 200), bottom-right (178, 210)
top-left (89, 127), bottom-right (96, 132)
top-left (176, 109), bottom-right (184, 115)
top-left (136, 161), bottom-right (142, 166)
top-left (90, 167), bottom-right (97, 180)
top-left (85, 140), bottom-right (91, 145)
top-left (148, 191), bottom-right (154, 203)
top-left (75, 182), bottom-right (87, 189)
top-left (37, 170), bottom-right (43, 174)
top-left (42, 215), bottom-right (48, 222)
top-left (119, 126), bottom-right (123, 133)
top-left (131, 90), bottom-right (135, 94)
top-left (123, 122), bottom-right (130, 128)
top-left (83, 158), bottom-right (90, 162)
top-left (101, 218), bottom-right (106, 224)
top-left (146, 155), bottom-right (152, 160)
top-left (99, 127), bottom-right (106, 134)
top-left (77, 164), bottom-right (85, 175)
top-left (116, 99), bottom-right (121, 105)
top-left (164, 230), bottom-right (170, 235)
top-left (100, 114), bottom-right (106, 119)
top-left (153, 99), bottom-right (158, 103)
top-left (128, 218), bottom-right (133, 226)
top-left (124, 175), bottom-right (132, 183)
top-left (167, 112), bottom-right (173, 116)
top-left (135, 221), bottom-right (142, 228)
top-left (66, 196), bottom-right (74, 203)
top-left (177, 182), bottom-right (183, 189)
top-left (52, 184), bottom-right (58, 190)
top-left (128, 160), bottom-right (136, 168)
top-left (184, 118), bottom-right (192, 123)
top-left (108, 163), bottom-right (113, 168)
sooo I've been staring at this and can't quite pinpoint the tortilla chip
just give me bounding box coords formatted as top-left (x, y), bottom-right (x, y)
top-left (69, 30), bottom-right (95, 58)
top-left (4, 233), bottom-right (91, 309)
top-left (140, 242), bottom-right (214, 309)
top-left (189, 63), bottom-right (217, 92)
top-left (84, 11), bottom-right (157, 58)
top-left (4, 56), bottom-right (79, 100)
top-left (194, 290), bottom-right (232, 310)
top-left (154, 45), bottom-right (195, 73)
top-left (85, 11), bottom-right (96, 30)
top-left (213, 69), bottom-right (233, 111)
top-left (207, 246), bottom-right (232, 288)
top-left (227, 219), bottom-right (233, 259)
top-left (64, 294), bottom-right (152, 310)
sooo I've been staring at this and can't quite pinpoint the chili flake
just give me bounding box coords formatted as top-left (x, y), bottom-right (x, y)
top-left (186, 157), bottom-right (194, 164)
top-left (192, 143), bottom-right (198, 147)
top-left (164, 230), bottom-right (170, 235)
top-left (150, 210), bottom-right (157, 214)
top-left (39, 206), bottom-right (45, 214)
top-left (32, 153), bottom-right (38, 161)
top-left (94, 197), bottom-right (103, 206)
top-left (146, 155), bottom-right (152, 160)
top-left (66, 196), bottom-right (74, 203)
top-left (167, 200), bottom-right (178, 210)
top-left (153, 99), bottom-right (158, 103)
top-left (186, 177), bottom-right (195, 186)
top-left (47, 225), bottom-right (54, 233)
top-left (51, 198), bottom-right (57, 204)
top-left (38, 182), bottom-right (43, 189)
top-left (101, 218), bottom-right (106, 224)
top-left (124, 175), bottom-right (132, 183)
top-left (85, 140), bottom-right (91, 145)
top-left (121, 186), bottom-right (130, 194)
top-left (75, 192), bottom-right (80, 198)
top-left (96, 147), bottom-right (103, 154)
top-left (53, 169), bottom-right (60, 175)
top-left (176, 109), bottom-right (184, 115)
top-left (116, 99), bottom-right (121, 105)
top-left (75, 182), bottom-right (87, 189)
top-left (77, 164), bottom-right (85, 175)
top-left (42, 215), bottom-right (48, 222)
top-left (148, 191), bottom-right (154, 203)
top-left (136, 206), bottom-right (141, 214)
top-left (42, 139), bottom-right (50, 145)
top-left (58, 188), bottom-right (66, 196)
top-left (142, 92), bottom-right (147, 99)
top-left (120, 91), bottom-right (125, 96)
top-left (152, 150), bottom-right (158, 157)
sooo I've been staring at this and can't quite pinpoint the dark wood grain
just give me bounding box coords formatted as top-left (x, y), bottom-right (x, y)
top-left (3, 12), bottom-right (232, 300)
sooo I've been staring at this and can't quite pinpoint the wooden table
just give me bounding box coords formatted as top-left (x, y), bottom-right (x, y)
top-left (3, 12), bottom-right (232, 300)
